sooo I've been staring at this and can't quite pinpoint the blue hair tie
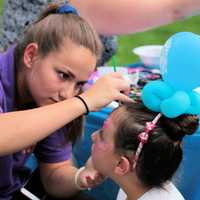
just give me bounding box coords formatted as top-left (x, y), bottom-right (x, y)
top-left (57, 4), bottom-right (79, 15)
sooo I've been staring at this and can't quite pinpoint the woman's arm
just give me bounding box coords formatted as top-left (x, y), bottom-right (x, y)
top-left (0, 73), bottom-right (131, 155)
top-left (0, 98), bottom-right (84, 156)
top-left (39, 160), bottom-right (79, 197)
top-left (70, 0), bottom-right (200, 35)
top-left (39, 158), bottom-right (103, 197)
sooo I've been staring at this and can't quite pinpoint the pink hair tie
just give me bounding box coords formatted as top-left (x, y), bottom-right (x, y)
top-left (133, 113), bottom-right (162, 169)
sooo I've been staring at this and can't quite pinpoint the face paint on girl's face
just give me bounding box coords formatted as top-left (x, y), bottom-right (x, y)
top-left (102, 116), bottom-right (112, 130)
top-left (91, 112), bottom-right (120, 175)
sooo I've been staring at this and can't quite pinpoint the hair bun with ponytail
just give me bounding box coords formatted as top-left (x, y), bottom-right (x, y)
top-left (161, 114), bottom-right (199, 141)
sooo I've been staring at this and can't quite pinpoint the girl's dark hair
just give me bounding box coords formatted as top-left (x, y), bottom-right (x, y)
top-left (14, 1), bottom-right (102, 143)
top-left (114, 102), bottom-right (199, 188)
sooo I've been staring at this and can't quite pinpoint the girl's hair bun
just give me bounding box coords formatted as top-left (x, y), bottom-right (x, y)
top-left (161, 115), bottom-right (199, 141)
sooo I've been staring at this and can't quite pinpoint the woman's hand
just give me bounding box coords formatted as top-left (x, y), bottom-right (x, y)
top-left (81, 72), bottom-right (132, 112)
top-left (76, 157), bottom-right (105, 189)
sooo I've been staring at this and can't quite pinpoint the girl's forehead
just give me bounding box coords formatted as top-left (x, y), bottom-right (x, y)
top-left (103, 109), bottom-right (121, 129)
top-left (103, 116), bottom-right (113, 129)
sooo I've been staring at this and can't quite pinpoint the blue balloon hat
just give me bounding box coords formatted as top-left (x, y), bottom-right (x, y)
top-left (142, 32), bottom-right (200, 118)
top-left (160, 32), bottom-right (200, 91)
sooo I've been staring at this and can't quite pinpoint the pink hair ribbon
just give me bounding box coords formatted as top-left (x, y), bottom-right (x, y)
top-left (133, 113), bottom-right (162, 168)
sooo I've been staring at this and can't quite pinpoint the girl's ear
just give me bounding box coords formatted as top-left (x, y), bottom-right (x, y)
top-left (23, 43), bottom-right (38, 68)
top-left (114, 156), bottom-right (131, 176)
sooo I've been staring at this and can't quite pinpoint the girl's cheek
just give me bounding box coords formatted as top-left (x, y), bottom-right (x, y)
top-left (95, 142), bottom-right (108, 151)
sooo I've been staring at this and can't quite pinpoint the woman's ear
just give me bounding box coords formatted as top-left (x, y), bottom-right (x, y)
top-left (23, 43), bottom-right (38, 68)
top-left (114, 156), bottom-right (131, 176)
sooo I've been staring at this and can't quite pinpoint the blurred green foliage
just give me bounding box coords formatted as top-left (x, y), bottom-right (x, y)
top-left (109, 15), bottom-right (200, 65)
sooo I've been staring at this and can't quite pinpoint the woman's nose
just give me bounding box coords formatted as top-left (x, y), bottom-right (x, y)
top-left (59, 84), bottom-right (77, 100)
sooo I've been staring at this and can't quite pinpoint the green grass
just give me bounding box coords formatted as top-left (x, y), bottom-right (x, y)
top-left (108, 15), bottom-right (200, 65)
top-left (0, 0), bottom-right (3, 15)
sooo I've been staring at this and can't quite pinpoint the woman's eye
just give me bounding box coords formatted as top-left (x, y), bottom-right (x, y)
top-left (58, 71), bottom-right (69, 80)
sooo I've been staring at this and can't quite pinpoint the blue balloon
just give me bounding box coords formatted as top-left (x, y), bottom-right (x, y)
top-left (141, 80), bottom-right (200, 118)
top-left (160, 32), bottom-right (200, 91)
top-left (186, 91), bottom-right (200, 114)
top-left (142, 80), bottom-right (173, 112)
top-left (161, 91), bottom-right (190, 118)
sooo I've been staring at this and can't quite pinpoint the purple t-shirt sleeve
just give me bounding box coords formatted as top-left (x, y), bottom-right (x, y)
top-left (0, 81), bottom-right (4, 113)
top-left (34, 128), bottom-right (72, 163)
